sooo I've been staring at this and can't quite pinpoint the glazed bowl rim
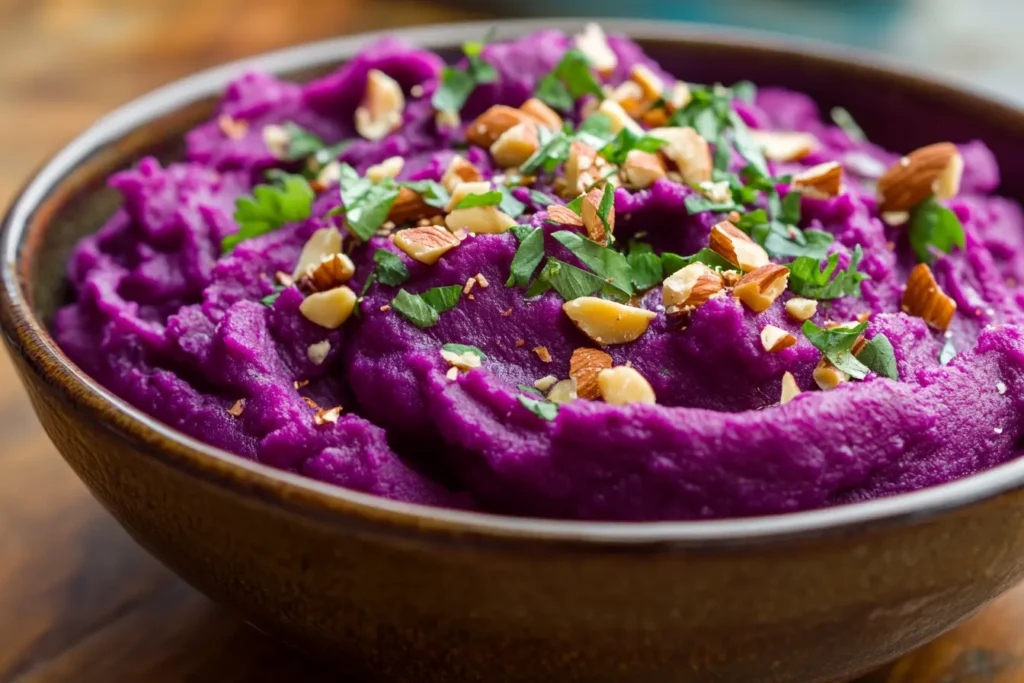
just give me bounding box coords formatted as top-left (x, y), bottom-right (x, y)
top-left (5, 17), bottom-right (1024, 548)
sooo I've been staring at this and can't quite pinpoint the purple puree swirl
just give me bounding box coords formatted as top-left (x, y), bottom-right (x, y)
top-left (54, 28), bottom-right (1024, 520)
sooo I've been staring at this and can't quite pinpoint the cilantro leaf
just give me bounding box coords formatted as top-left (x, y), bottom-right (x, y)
top-left (802, 320), bottom-right (870, 380)
top-left (223, 173), bottom-right (314, 253)
top-left (939, 337), bottom-right (956, 366)
top-left (441, 343), bottom-right (487, 360)
top-left (526, 258), bottom-right (606, 299)
top-left (528, 189), bottom-right (555, 206)
top-left (598, 128), bottom-right (666, 166)
top-left (401, 180), bottom-right (451, 209)
top-left (628, 251), bottom-right (664, 290)
top-left (551, 230), bottom-right (633, 297)
top-left (535, 48), bottom-right (603, 112)
top-left (275, 123), bottom-right (350, 165)
top-left (391, 290), bottom-right (438, 329)
top-left (856, 334), bottom-right (899, 380)
top-left (787, 245), bottom-right (868, 300)
top-left (455, 190), bottom-right (503, 209)
top-left (506, 225), bottom-right (546, 287)
top-left (497, 185), bottom-right (526, 218)
top-left (908, 196), bottom-right (965, 264)
top-left (373, 249), bottom-right (409, 287)
top-left (830, 106), bottom-right (866, 143)
top-left (596, 184), bottom-right (615, 244)
top-left (421, 285), bottom-right (462, 313)
top-left (517, 394), bottom-right (559, 421)
top-left (337, 163), bottom-right (400, 242)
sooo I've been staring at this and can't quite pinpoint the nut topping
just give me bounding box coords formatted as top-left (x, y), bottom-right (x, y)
top-left (780, 372), bottom-right (801, 404)
top-left (649, 127), bottom-right (713, 184)
top-left (490, 121), bottom-right (540, 168)
top-left (792, 161), bottom-right (843, 199)
top-left (749, 130), bottom-right (819, 162)
top-left (299, 286), bottom-right (357, 329)
top-left (441, 155), bottom-right (483, 192)
top-left (519, 98), bottom-right (564, 132)
top-left (293, 227), bottom-right (343, 280)
top-left (785, 297), bottom-right (818, 322)
top-left (877, 142), bottom-right (963, 212)
top-left (574, 23), bottom-right (618, 75)
top-left (760, 325), bottom-right (797, 352)
top-left (597, 99), bottom-right (644, 135)
top-left (902, 263), bottom-right (956, 331)
top-left (630, 64), bottom-right (665, 102)
top-left (365, 156), bottom-right (404, 183)
top-left (608, 81), bottom-right (647, 119)
top-left (580, 187), bottom-right (615, 243)
top-left (467, 105), bottom-right (531, 148)
top-left (440, 348), bottom-right (482, 371)
top-left (547, 378), bottom-right (578, 404)
top-left (562, 297), bottom-right (657, 345)
top-left (393, 225), bottom-right (461, 265)
top-left (227, 398), bottom-right (245, 416)
top-left (619, 150), bottom-right (667, 190)
top-left (306, 253), bottom-right (356, 292)
top-left (313, 406), bottom-right (343, 426)
top-left (445, 206), bottom-right (517, 235)
top-left (564, 140), bottom-right (604, 196)
top-left (598, 366), bottom-right (656, 405)
top-left (709, 221), bottom-right (770, 273)
top-left (534, 375), bottom-right (559, 392)
top-left (813, 358), bottom-right (848, 391)
top-left (733, 264), bottom-right (790, 313)
top-left (262, 124), bottom-right (291, 160)
top-left (533, 346), bottom-right (553, 363)
top-left (218, 115), bottom-right (249, 141)
top-left (387, 187), bottom-right (443, 225)
top-left (546, 204), bottom-right (584, 227)
top-left (355, 69), bottom-right (405, 141)
top-left (662, 262), bottom-right (724, 310)
top-left (570, 347), bottom-right (614, 400)
top-left (446, 181), bottom-right (494, 211)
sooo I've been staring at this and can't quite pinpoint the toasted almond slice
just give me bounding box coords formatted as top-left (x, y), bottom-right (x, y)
top-left (813, 358), bottom-right (848, 391)
top-left (666, 82), bottom-right (692, 111)
top-left (534, 375), bottom-right (559, 392)
top-left (440, 348), bottom-right (482, 371)
top-left (570, 347), bottom-right (614, 400)
top-left (467, 104), bottom-right (531, 148)
top-left (227, 398), bottom-right (245, 416)
top-left (546, 204), bottom-right (584, 227)
top-left (630, 64), bottom-right (665, 102)
top-left (563, 297), bottom-right (656, 345)
top-left (575, 23), bottom-right (617, 75)
top-left (598, 100), bottom-right (644, 135)
top-left (785, 297), bottom-right (818, 322)
top-left (662, 262), bottom-right (724, 309)
top-left (750, 130), bottom-right (819, 162)
top-left (262, 124), bottom-right (291, 160)
top-left (446, 181), bottom-right (493, 212)
top-left (902, 263), bottom-right (956, 331)
top-left (293, 227), bottom-right (343, 280)
top-left (699, 180), bottom-right (733, 203)
top-left (307, 253), bottom-right (356, 292)
top-left (307, 340), bottom-right (331, 365)
top-left (598, 366), bottom-right (656, 405)
top-left (565, 140), bottom-right (600, 196)
top-left (445, 206), bottom-right (517, 235)
top-left (299, 286), bottom-right (357, 329)
top-left (547, 378), bottom-right (578, 404)
top-left (387, 187), bottom-right (442, 225)
top-left (394, 225), bottom-right (461, 265)
top-left (490, 121), bottom-right (540, 168)
top-left (710, 221), bottom-right (770, 273)
top-left (355, 70), bottom-right (405, 141)
top-left (608, 81), bottom-right (648, 119)
top-left (313, 405), bottom-right (343, 426)
top-left (640, 107), bottom-right (669, 128)
top-left (620, 150), bottom-right (667, 190)
top-left (218, 115), bottom-right (249, 141)
top-left (761, 325), bottom-right (797, 352)
top-left (366, 156), bottom-right (404, 183)
top-left (734, 264), bottom-right (790, 313)
top-left (792, 161), bottom-right (843, 199)
top-left (877, 142), bottom-right (963, 212)
top-left (441, 156), bottom-right (483, 192)
top-left (533, 346), bottom-right (553, 363)
top-left (580, 188), bottom-right (615, 243)
top-left (649, 127), bottom-right (712, 184)
top-left (520, 98), bottom-right (563, 132)
top-left (316, 161), bottom-right (342, 188)
top-left (780, 372), bottom-right (801, 404)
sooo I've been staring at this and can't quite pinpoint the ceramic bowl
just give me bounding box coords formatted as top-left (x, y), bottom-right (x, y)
top-left (5, 19), bottom-right (1024, 683)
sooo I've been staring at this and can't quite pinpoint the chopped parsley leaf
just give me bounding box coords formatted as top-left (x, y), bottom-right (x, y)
top-left (662, 248), bottom-right (735, 276)
top-left (455, 190), bottom-right (503, 209)
top-left (261, 285), bottom-right (286, 307)
top-left (517, 394), bottom-right (559, 421)
top-left (551, 230), bottom-right (633, 298)
top-left (596, 183), bottom-right (615, 244)
top-left (391, 285), bottom-right (462, 328)
top-left (628, 251), bottom-right (664, 290)
top-left (497, 185), bottom-right (526, 218)
top-left (421, 285), bottom-right (463, 313)
top-left (526, 257), bottom-right (606, 300)
top-left (336, 163), bottom-right (400, 242)
top-left (372, 248), bottom-right (409, 287)
top-left (685, 194), bottom-right (737, 215)
top-left (441, 343), bottom-right (488, 360)
top-left (534, 48), bottom-right (603, 112)
top-left (506, 225), bottom-right (546, 288)
top-left (517, 384), bottom-right (544, 396)
top-left (520, 127), bottom-right (572, 175)
top-left (802, 320), bottom-right (870, 380)
top-left (432, 34), bottom-right (499, 115)
top-left (597, 128), bottom-right (666, 166)
top-left (856, 334), bottom-right (899, 380)
top-left (223, 173), bottom-right (314, 253)
top-left (400, 180), bottom-right (451, 210)
top-left (908, 196), bottom-right (965, 264)
top-left (787, 245), bottom-right (868, 300)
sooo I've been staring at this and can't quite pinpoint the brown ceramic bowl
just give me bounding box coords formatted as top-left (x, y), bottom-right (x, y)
top-left (4, 19), bottom-right (1024, 683)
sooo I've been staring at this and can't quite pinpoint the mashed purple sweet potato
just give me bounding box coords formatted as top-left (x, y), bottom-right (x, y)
top-left (54, 26), bottom-right (1024, 520)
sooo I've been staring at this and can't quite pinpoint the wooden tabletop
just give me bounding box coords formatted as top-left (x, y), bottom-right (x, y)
top-left (1, 2), bottom-right (1023, 681)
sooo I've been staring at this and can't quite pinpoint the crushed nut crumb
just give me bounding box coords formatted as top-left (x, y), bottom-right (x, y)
top-left (475, 273), bottom-right (490, 288)
top-left (995, 427), bottom-right (1004, 435)
top-left (275, 271), bottom-right (295, 287)
top-left (446, 366), bottom-right (460, 381)
top-left (533, 346), bottom-right (553, 362)
top-left (534, 375), bottom-right (559, 392)
top-left (307, 340), bottom-right (331, 366)
top-left (313, 406), bottom-right (343, 426)
top-left (463, 277), bottom-right (477, 295)
top-left (515, 338), bottom-right (526, 347)
top-left (997, 381), bottom-right (1008, 395)
top-left (302, 396), bottom-right (320, 409)
top-left (227, 399), bottom-right (245, 416)
top-left (502, 307), bottom-right (513, 317)
top-left (380, 305), bottom-right (391, 312)
top-left (293, 379), bottom-right (309, 389)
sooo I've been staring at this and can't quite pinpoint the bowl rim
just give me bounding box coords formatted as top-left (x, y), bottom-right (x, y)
top-left (5, 17), bottom-right (1024, 549)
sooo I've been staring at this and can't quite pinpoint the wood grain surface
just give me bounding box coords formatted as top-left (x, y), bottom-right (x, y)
top-left (0, 1), bottom-right (1021, 681)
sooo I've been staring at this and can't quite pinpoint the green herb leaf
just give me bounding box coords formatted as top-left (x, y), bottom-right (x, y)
top-left (400, 180), bottom-right (451, 209)
top-left (535, 74), bottom-right (574, 112)
top-left (441, 343), bottom-right (488, 360)
top-left (802, 320), bottom-right (870, 380)
top-left (575, 112), bottom-right (617, 148)
top-left (528, 189), bottom-right (555, 206)
top-left (662, 248), bottom-right (735, 276)
top-left (596, 184), bottom-right (615, 244)
top-left (391, 290), bottom-right (439, 329)
top-left (731, 80), bottom-right (757, 103)
top-left (372, 249), bottom-right (409, 287)
top-left (261, 285), bottom-right (286, 307)
top-left (455, 190), bottom-right (503, 209)
top-left (526, 258), bottom-right (606, 300)
top-left (421, 284), bottom-right (462, 313)
top-left (224, 173), bottom-right (314, 253)
top-left (856, 334), bottom-right (899, 380)
top-left (787, 245), bottom-right (868, 300)
top-left (551, 230), bottom-right (633, 297)
top-left (685, 194), bottom-right (737, 215)
top-left (517, 384), bottom-right (544, 396)
top-left (432, 33), bottom-right (499, 115)
top-left (729, 112), bottom-right (769, 178)
top-left (908, 196), bottom-right (965, 264)
top-left (337, 163), bottom-right (400, 242)
top-left (535, 48), bottom-right (602, 112)
top-left (830, 106), bottom-right (866, 143)
top-left (565, 194), bottom-right (584, 215)
top-left (520, 128), bottom-right (572, 175)
top-left (628, 251), bottom-right (664, 290)
top-left (498, 185), bottom-right (526, 218)
top-left (506, 225), bottom-right (546, 287)
top-left (517, 394), bottom-right (559, 421)
top-left (780, 191), bottom-right (802, 226)
top-left (597, 128), bottom-right (667, 166)
top-left (939, 337), bottom-right (956, 366)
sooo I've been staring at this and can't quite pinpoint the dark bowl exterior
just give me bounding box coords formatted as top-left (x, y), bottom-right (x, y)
top-left (5, 19), bottom-right (1024, 683)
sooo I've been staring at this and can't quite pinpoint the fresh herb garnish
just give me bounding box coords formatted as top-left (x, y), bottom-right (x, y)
top-left (731, 80), bottom-right (757, 104)
top-left (455, 190), bottom-right (503, 209)
top-left (422, 285), bottom-right (463, 313)
top-left (534, 48), bottom-right (603, 112)
top-left (517, 394), bottom-right (559, 421)
top-left (728, 111), bottom-right (770, 178)
top-left (223, 173), bottom-right (314, 253)
top-left (373, 248), bottom-right (410, 286)
top-left (520, 127), bottom-right (573, 175)
top-left (400, 180), bottom-right (451, 210)
top-left (684, 194), bottom-right (738, 215)
top-left (517, 384), bottom-right (544, 396)
top-left (526, 258), bottom-right (606, 299)
top-left (802, 320), bottom-right (870, 380)
top-left (830, 106), bottom-right (866, 143)
top-left (391, 285), bottom-right (463, 329)
top-left (432, 32), bottom-right (499, 115)
top-left (628, 251), bottom-right (664, 290)
top-left (597, 128), bottom-right (666, 166)
top-left (261, 285), bottom-right (286, 307)
top-left (787, 245), bottom-right (868, 300)
top-left (497, 185), bottom-right (526, 218)
top-left (551, 230), bottom-right (633, 298)
top-left (506, 225), bottom-right (546, 288)
top-left (856, 334), bottom-right (899, 380)
top-left (441, 343), bottom-right (488, 360)
top-left (908, 196), bottom-right (965, 264)
top-left (939, 337), bottom-right (956, 366)
top-left (335, 163), bottom-right (400, 242)
top-left (662, 248), bottom-right (736, 275)
top-left (528, 189), bottom-right (555, 206)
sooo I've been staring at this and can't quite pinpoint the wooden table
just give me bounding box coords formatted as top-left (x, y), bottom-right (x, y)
top-left (1, 2), bottom-right (1022, 680)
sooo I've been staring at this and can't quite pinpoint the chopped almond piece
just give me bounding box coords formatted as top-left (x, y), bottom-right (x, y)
top-left (598, 99), bottom-right (644, 135)
top-left (630, 64), bottom-right (665, 102)
top-left (699, 180), bottom-right (732, 203)
top-left (662, 263), bottom-right (724, 310)
top-left (299, 286), bottom-right (357, 329)
top-left (475, 274), bottom-right (489, 288)
top-left (598, 367), bottom-right (656, 405)
top-left (387, 186), bottom-right (442, 225)
top-left (649, 127), bottom-right (712, 184)
top-left (441, 156), bottom-right (483, 192)
top-left (620, 150), bottom-right (667, 190)
top-left (608, 81), bottom-right (648, 119)
top-left (902, 263), bottom-right (956, 331)
top-left (445, 206), bottom-right (517, 235)
top-left (307, 253), bottom-right (356, 292)
top-left (445, 366), bottom-right (460, 381)
top-left (435, 110), bottom-right (461, 130)
top-left (534, 375), bottom-right (559, 392)
top-left (313, 406), bottom-right (343, 426)
top-left (580, 188), bottom-right (615, 243)
top-left (749, 130), bottom-right (819, 162)
top-left (575, 23), bottom-right (617, 75)
top-left (877, 142), bottom-right (963, 212)
top-left (307, 340), bottom-right (331, 365)
top-left (490, 121), bottom-right (540, 168)
top-left (365, 156), bottom-right (404, 183)
top-left (546, 205), bottom-right (583, 227)
top-left (813, 358), bottom-right (848, 391)
top-left (785, 297), bottom-right (818, 322)
top-left (793, 161), bottom-right (843, 199)
top-left (733, 264), bottom-right (790, 313)
top-left (533, 346), bottom-right (553, 363)
top-left (547, 378), bottom-right (578, 404)
top-left (780, 372), bottom-right (801, 404)
top-left (570, 347), bottom-right (614, 400)
top-left (227, 398), bottom-right (245, 416)
top-left (218, 115), bottom-right (249, 141)
top-left (761, 325), bottom-right (797, 352)
top-left (641, 107), bottom-right (669, 128)
top-left (709, 221), bottom-right (770, 272)
top-left (440, 348), bottom-right (482, 371)
top-left (467, 104), bottom-right (531, 148)
top-left (355, 69), bottom-right (405, 141)
top-left (262, 124), bottom-right (291, 159)
top-left (666, 82), bottom-right (692, 111)
top-left (564, 140), bottom-right (601, 196)
top-left (519, 98), bottom-right (563, 132)
top-left (563, 297), bottom-right (656, 345)
top-left (393, 225), bottom-right (460, 265)
top-left (446, 181), bottom-right (494, 212)
top-left (293, 227), bottom-right (343, 280)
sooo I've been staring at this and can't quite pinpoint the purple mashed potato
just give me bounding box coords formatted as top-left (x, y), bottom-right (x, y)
top-left (54, 28), bottom-right (1024, 520)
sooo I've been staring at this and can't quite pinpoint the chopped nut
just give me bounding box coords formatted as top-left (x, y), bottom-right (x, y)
top-left (542, 206), bottom-right (582, 229)
top-left (534, 375), bottom-right (559, 392)
top-left (475, 273), bottom-right (490, 288)
top-left (388, 186), bottom-right (443, 225)
top-left (227, 398), bottom-right (245, 416)
top-left (570, 347), bottom-right (614, 400)
top-left (441, 156), bottom-right (483, 192)
top-left (792, 161), bottom-right (843, 199)
top-left (515, 338), bottom-right (526, 347)
top-left (699, 180), bottom-right (732, 203)
top-left (597, 99), bottom-right (644, 135)
top-left (733, 264), bottom-right (790, 313)
top-left (313, 406), bottom-right (343, 426)
top-left (365, 156), bottom-right (404, 183)
top-left (436, 110), bottom-right (461, 130)
top-left (877, 142), bottom-right (963, 212)
top-left (662, 262), bottom-right (724, 309)
top-left (813, 358), bottom-right (848, 391)
top-left (598, 366), bottom-right (656, 405)
top-left (785, 297), bottom-right (818, 322)
top-left (902, 263), bottom-right (956, 331)
top-left (761, 325), bottom-right (797, 352)
top-left (467, 104), bottom-right (531, 148)
top-left (533, 346), bottom-right (553, 363)
top-left (445, 206), bottom-right (517, 235)
top-left (575, 23), bottom-right (617, 75)
top-left (446, 181), bottom-right (494, 211)
top-left (440, 348), bottom-right (482, 371)
top-left (463, 277), bottom-right (476, 295)
top-left (630, 64), bottom-right (665, 102)
top-left (262, 124), bottom-right (291, 159)
top-left (316, 161), bottom-right (342, 188)
top-left (749, 130), bottom-right (819, 162)
top-left (709, 221), bottom-right (770, 272)
top-left (379, 305), bottom-right (391, 312)
top-left (445, 366), bottom-right (460, 381)
top-left (649, 127), bottom-right (712, 184)
top-left (302, 396), bottom-right (320, 409)
top-left (722, 270), bottom-right (742, 287)
top-left (294, 379), bottom-right (310, 389)
top-left (393, 225), bottom-right (460, 265)
top-left (519, 98), bottom-right (563, 132)
top-left (580, 187), bottom-right (615, 243)
top-left (218, 115), bottom-right (249, 141)
top-left (306, 253), bottom-right (356, 292)
top-left (355, 69), bottom-right (405, 141)
top-left (299, 286), bottom-right (357, 329)
top-left (293, 227), bottom-right (343, 280)
top-left (547, 378), bottom-right (578, 404)
top-left (666, 82), bottom-right (692, 111)
top-left (780, 372), bottom-right (801, 404)
top-left (619, 150), bottom-right (667, 190)
top-left (640, 107), bottom-right (669, 128)
top-left (564, 140), bottom-right (602, 197)
top-left (563, 297), bottom-right (657, 345)
top-left (608, 81), bottom-right (648, 118)
top-left (307, 340), bottom-right (331, 365)
top-left (490, 121), bottom-right (540, 168)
